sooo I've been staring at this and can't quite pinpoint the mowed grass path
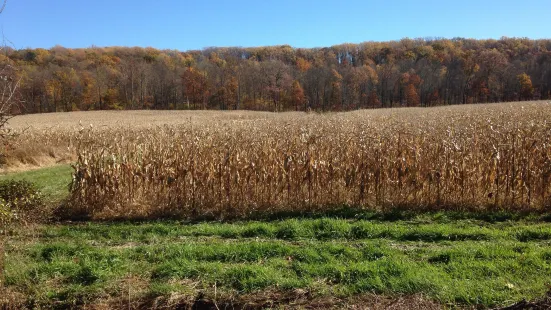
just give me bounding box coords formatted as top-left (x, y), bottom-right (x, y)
top-left (0, 164), bottom-right (72, 202)
top-left (2, 166), bottom-right (551, 308)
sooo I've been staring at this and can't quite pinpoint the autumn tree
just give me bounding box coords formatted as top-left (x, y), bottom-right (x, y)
top-left (426, 89), bottom-right (440, 106)
top-left (182, 67), bottom-right (208, 109)
top-left (148, 54), bottom-right (180, 110)
top-left (404, 84), bottom-right (420, 107)
top-left (478, 49), bottom-right (508, 101)
top-left (346, 64), bottom-right (378, 108)
top-left (367, 90), bottom-right (381, 108)
top-left (118, 57), bottom-right (139, 109)
top-left (261, 60), bottom-right (292, 111)
top-left (19, 64), bottom-right (48, 113)
top-left (296, 57), bottom-right (312, 72)
top-left (303, 66), bottom-right (331, 110)
top-left (329, 69), bottom-right (343, 110)
top-left (535, 52), bottom-right (551, 100)
top-left (85, 50), bottom-right (121, 109)
top-left (9, 37), bottom-right (551, 113)
top-left (401, 72), bottom-right (422, 107)
top-left (236, 59), bottom-right (261, 109)
top-left (291, 80), bottom-right (305, 111)
top-left (460, 51), bottom-right (480, 104)
top-left (517, 73), bottom-right (533, 101)
top-left (223, 76), bottom-right (239, 110)
top-left (377, 62), bottom-right (399, 107)
top-left (79, 71), bottom-right (96, 110)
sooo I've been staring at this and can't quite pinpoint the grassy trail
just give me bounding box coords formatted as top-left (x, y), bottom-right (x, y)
top-left (0, 164), bottom-right (72, 202)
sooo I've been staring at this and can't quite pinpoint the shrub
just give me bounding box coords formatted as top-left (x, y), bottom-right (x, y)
top-left (0, 198), bottom-right (12, 228)
top-left (0, 180), bottom-right (44, 224)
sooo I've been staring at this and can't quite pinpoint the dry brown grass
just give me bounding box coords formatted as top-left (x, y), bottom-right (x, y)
top-left (142, 291), bottom-right (444, 310)
top-left (6, 102), bottom-right (551, 218)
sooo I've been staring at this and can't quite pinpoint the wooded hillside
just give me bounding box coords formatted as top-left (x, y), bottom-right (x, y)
top-left (10, 37), bottom-right (551, 113)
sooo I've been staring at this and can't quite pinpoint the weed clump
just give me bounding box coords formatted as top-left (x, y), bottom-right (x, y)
top-left (0, 180), bottom-right (44, 226)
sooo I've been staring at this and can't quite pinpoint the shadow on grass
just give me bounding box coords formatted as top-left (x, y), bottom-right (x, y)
top-left (53, 203), bottom-right (550, 225)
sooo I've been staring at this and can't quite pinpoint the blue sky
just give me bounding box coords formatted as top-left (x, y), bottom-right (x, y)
top-left (1, 0), bottom-right (549, 50)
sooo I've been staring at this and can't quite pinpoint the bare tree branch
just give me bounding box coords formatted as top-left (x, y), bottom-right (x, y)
top-left (0, 0), bottom-right (19, 153)
top-left (0, 0), bottom-right (7, 15)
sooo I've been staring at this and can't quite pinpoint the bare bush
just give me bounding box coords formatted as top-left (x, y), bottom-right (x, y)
top-left (0, 0), bottom-right (19, 289)
top-left (0, 0), bottom-right (20, 164)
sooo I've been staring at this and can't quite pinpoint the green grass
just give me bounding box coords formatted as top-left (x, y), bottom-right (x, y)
top-left (0, 164), bottom-right (72, 201)
top-left (4, 217), bottom-right (551, 308)
top-left (2, 165), bottom-right (551, 308)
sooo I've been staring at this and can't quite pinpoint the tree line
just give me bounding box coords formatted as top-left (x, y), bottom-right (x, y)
top-left (9, 37), bottom-right (551, 113)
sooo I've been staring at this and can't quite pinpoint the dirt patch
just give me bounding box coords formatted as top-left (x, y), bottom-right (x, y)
top-left (3, 285), bottom-right (550, 309)
top-left (0, 287), bottom-right (26, 310)
top-left (495, 291), bottom-right (551, 310)
top-left (119, 291), bottom-right (442, 310)
top-left (66, 290), bottom-right (551, 310)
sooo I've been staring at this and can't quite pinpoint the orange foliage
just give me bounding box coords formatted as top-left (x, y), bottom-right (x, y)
top-left (291, 80), bottom-right (305, 110)
top-left (405, 84), bottom-right (420, 107)
top-left (296, 57), bottom-right (312, 72)
top-left (517, 73), bottom-right (534, 100)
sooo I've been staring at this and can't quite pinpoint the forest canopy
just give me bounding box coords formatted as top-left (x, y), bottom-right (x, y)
top-left (10, 37), bottom-right (551, 113)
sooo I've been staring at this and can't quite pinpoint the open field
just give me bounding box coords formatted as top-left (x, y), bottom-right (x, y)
top-left (7, 110), bottom-right (278, 130)
top-left (2, 102), bottom-right (551, 308)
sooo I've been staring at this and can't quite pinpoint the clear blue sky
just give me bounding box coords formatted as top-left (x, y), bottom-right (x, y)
top-left (1, 0), bottom-right (549, 51)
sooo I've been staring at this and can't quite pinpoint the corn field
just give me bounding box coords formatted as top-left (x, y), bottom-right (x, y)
top-left (44, 102), bottom-right (548, 219)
